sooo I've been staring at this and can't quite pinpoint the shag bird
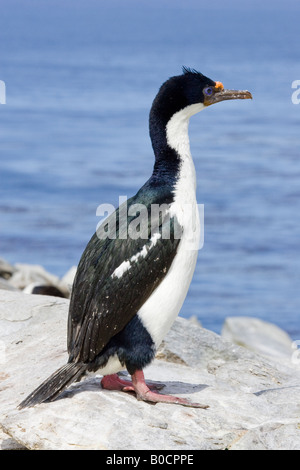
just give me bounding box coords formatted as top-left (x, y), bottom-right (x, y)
top-left (19, 67), bottom-right (252, 409)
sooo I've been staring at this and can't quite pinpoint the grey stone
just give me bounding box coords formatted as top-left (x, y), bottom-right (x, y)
top-left (9, 263), bottom-right (61, 290)
top-left (0, 428), bottom-right (27, 450)
top-left (0, 258), bottom-right (16, 280)
top-left (221, 316), bottom-right (296, 365)
top-left (0, 261), bottom-right (76, 298)
top-left (0, 278), bottom-right (19, 292)
top-left (6, 263), bottom-right (70, 298)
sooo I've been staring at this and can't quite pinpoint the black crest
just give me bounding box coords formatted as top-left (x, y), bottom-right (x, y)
top-left (182, 66), bottom-right (205, 77)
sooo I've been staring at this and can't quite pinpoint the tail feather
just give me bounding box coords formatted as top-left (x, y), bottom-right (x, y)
top-left (18, 363), bottom-right (87, 409)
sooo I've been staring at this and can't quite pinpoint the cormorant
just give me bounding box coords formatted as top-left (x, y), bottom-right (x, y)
top-left (19, 67), bottom-right (251, 409)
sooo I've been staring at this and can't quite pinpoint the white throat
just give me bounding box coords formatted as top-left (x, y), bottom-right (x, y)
top-left (166, 103), bottom-right (205, 159)
top-left (166, 103), bottom-right (204, 211)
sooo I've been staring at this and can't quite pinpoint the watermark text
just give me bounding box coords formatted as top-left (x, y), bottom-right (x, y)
top-left (291, 80), bottom-right (300, 104)
top-left (96, 196), bottom-right (204, 251)
top-left (0, 80), bottom-right (6, 104)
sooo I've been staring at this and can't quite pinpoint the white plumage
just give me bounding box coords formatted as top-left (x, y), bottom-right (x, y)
top-left (137, 105), bottom-right (203, 348)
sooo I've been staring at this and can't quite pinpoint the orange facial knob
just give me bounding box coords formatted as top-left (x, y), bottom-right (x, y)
top-left (215, 81), bottom-right (224, 90)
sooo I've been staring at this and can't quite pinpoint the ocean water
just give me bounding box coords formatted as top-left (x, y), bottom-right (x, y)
top-left (1, 0), bottom-right (300, 338)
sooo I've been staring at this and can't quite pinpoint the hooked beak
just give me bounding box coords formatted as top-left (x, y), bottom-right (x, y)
top-left (205, 88), bottom-right (252, 106)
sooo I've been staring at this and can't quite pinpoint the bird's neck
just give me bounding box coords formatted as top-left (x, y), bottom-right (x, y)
top-left (149, 104), bottom-right (204, 193)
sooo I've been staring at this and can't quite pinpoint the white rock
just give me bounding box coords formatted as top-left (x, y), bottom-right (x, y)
top-left (0, 258), bottom-right (16, 280)
top-left (8, 263), bottom-right (70, 297)
top-left (0, 428), bottom-right (27, 450)
top-left (9, 263), bottom-right (60, 289)
top-left (0, 291), bottom-right (299, 450)
top-left (221, 316), bottom-right (295, 364)
top-left (0, 278), bottom-right (19, 292)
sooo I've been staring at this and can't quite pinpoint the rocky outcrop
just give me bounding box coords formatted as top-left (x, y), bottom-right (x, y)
top-left (0, 290), bottom-right (299, 450)
top-left (0, 258), bottom-right (16, 280)
top-left (0, 258), bottom-right (76, 298)
top-left (222, 316), bottom-right (297, 365)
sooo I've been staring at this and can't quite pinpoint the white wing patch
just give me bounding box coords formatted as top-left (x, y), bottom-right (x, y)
top-left (111, 260), bottom-right (131, 279)
top-left (111, 233), bottom-right (162, 279)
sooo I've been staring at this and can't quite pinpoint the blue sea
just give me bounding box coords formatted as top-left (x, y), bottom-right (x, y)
top-left (1, 0), bottom-right (300, 338)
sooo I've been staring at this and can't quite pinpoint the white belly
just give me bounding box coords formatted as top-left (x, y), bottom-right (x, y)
top-left (93, 354), bottom-right (124, 375)
top-left (137, 214), bottom-right (199, 348)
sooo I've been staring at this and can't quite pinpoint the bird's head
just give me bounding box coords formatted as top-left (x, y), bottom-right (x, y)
top-left (180, 66), bottom-right (252, 109)
top-left (150, 67), bottom-right (252, 125)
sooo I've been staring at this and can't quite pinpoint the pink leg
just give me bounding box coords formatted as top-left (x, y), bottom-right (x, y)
top-left (101, 373), bottom-right (164, 392)
top-left (131, 370), bottom-right (209, 409)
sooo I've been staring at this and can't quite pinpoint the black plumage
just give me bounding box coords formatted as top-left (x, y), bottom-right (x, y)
top-left (19, 195), bottom-right (180, 407)
top-left (68, 202), bottom-right (180, 365)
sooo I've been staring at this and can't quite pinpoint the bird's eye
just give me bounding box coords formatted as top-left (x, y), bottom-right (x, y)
top-left (203, 87), bottom-right (213, 96)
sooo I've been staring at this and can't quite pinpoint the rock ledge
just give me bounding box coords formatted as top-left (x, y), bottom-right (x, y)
top-left (0, 290), bottom-right (299, 450)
